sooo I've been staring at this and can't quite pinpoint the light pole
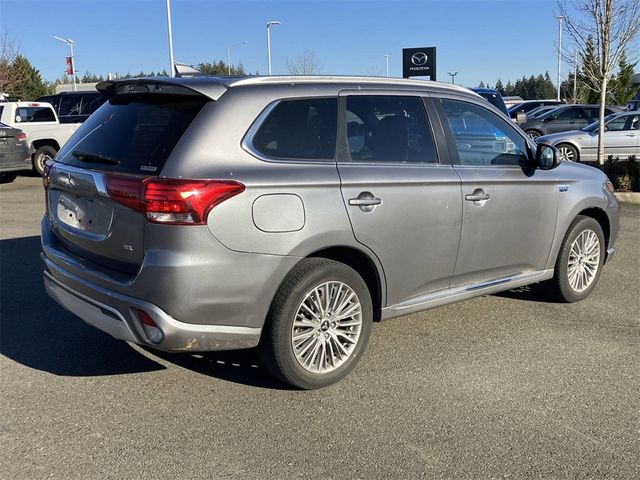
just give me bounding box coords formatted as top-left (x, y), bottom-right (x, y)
top-left (447, 71), bottom-right (458, 84)
top-left (266, 20), bottom-right (281, 75)
top-left (227, 41), bottom-right (247, 75)
top-left (573, 50), bottom-right (578, 103)
top-left (53, 36), bottom-right (76, 91)
top-left (166, 0), bottom-right (175, 77)
top-left (556, 15), bottom-right (564, 101)
top-left (384, 54), bottom-right (389, 77)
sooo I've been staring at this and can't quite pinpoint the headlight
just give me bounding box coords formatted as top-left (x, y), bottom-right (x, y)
top-left (604, 180), bottom-right (615, 194)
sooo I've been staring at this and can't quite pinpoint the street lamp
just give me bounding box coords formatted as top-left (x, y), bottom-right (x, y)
top-left (227, 41), bottom-right (247, 75)
top-left (557, 15), bottom-right (564, 101)
top-left (266, 20), bottom-right (281, 75)
top-left (384, 54), bottom-right (389, 77)
top-left (53, 36), bottom-right (77, 91)
top-left (166, 0), bottom-right (175, 77)
top-left (447, 71), bottom-right (458, 84)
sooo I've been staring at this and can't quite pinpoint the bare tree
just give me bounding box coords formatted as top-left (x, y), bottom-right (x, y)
top-left (286, 50), bottom-right (322, 75)
top-left (559, 0), bottom-right (640, 164)
top-left (0, 31), bottom-right (23, 97)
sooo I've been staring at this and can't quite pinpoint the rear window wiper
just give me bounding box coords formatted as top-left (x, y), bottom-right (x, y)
top-left (72, 150), bottom-right (120, 165)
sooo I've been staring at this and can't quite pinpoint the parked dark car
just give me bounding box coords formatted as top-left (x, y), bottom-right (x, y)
top-left (508, 100), bottom-right (565, 120)
top-left (0, 122), bottom-right (31, 183)
top-left (470, 88), bottom-right (509, 116)
top-left (521, 104), bottom-right (620, 139)
top-left (35, 91), bottom-right (107, 124)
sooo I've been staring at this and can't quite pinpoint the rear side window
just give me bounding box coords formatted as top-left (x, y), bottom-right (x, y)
top-left (15, 106), bottom-right (56, 123)
top-left (80, 94), bottom-right (106, 115)
top-left (252, 98), bottom-right (337, 160)
top-left (56, 94), bottom-right (208, 174)
top-left (59, 95), bottom-right (82, 117)
top-left (345, 96), bottom-right (438, 163)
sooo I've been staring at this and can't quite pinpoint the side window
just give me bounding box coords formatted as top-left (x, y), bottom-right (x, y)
top-left (555, 107), bottom-right (578, 120)
top-left (440, 99), bottom-right (529, 167)
top-left (605, 115), bottom-right (630, 131)
top-left (252, 98), bottom-right (337, 160)
top-left (59, 95), bottom-right (82, 117)
top-left (80, 94), bottom-right (105, 116)
top-left (15, 107), bottom-right (56, 123)
top-left (345, 96), bottom-right (437, 163)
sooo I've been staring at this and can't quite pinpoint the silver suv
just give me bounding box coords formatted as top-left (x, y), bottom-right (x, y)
top-left (41, 76), bottom-right (619, 389)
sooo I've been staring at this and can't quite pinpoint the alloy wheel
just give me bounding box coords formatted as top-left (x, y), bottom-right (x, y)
top-left (567, 229), bottom-right (600, 293)
top-left (291, 281), bottom-right (362, 374)
top-left (558, 146), bottom-right (575, 161)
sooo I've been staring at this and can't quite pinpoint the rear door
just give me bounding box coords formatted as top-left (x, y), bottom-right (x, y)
top-left (337, 92), bottom-right (462, 306)
top-left (47, 88), bottom-right (209, 273)
top-left (547, 106), bottom-right (589, 133)
top-left (434, 96), bottom-right (558, 286)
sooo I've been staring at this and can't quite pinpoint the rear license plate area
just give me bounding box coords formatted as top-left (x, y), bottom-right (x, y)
top-left (55, 192), bottom-right (113, 235)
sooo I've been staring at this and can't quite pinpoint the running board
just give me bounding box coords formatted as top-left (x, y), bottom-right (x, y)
top-left (381, 269), bottom-right (554, 321)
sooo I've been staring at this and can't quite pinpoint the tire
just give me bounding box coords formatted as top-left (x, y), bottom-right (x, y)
top-left (258, 258), bottom-right (373, 389)
top-left (33, 145), bottom-right (57, 176)
top-left (548, 215), bottom-right (605, 302)
top-left (526, 130), bottom-right (543, 140)
top-left (0, 173), bottom-right (17, 184)
top-left (556, 143), bottom-right (579, 162)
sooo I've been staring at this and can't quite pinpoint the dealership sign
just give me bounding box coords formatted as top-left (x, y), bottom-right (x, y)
top-left (402, 47), bottom-right (436, 80)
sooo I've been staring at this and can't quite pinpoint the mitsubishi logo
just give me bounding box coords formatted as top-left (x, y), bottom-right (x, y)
top-left (411, 52), bottom-right (429, 66)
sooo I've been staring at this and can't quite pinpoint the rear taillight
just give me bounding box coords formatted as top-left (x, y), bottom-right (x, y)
top-left (16, 132), bottom-right (27, 142)
top-left (105, 175), bottom-right (245, 225)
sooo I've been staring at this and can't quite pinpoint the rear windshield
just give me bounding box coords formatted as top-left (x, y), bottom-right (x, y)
top-left (56, 94), bottom-right (208, 174)
top-left (15, 106), bottom-right (56, 123)
top-left (478, 93), bottom-right (507, 114)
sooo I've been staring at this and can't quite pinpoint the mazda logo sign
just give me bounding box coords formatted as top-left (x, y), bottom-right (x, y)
top-left (411, 52), bottom-right (428, 66)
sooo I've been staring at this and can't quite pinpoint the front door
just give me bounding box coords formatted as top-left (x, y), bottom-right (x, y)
top-left (435, 97), bottom-right (558, 287)
top-left (337, 93), bottom-right (462, 306)
top-left (593, 113), bottom-right (640, 159)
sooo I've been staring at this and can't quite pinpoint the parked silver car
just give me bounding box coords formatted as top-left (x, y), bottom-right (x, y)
top-left (41, 76), bottom-right (620, 389)
top-left (537, 112), bottom-right (640, 162)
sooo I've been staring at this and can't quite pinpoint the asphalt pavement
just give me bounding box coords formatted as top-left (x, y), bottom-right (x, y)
top-left (1, 175), bottom-right (639, 479)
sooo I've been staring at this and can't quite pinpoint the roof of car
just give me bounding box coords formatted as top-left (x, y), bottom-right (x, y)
top-left (96, 75), bottom-right (476, 101)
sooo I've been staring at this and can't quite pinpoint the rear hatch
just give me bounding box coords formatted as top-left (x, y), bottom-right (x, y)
top-left (0, 123), bottom-right (29, 164)
top-left (45, 82), bottom-right (212, 274)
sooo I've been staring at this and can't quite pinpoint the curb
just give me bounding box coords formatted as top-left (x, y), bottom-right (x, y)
top-left (615, 192), bottom-right (640, 204)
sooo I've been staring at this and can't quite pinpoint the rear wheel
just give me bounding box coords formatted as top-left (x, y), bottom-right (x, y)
top-left (526, 130), bottom-right (542, 140)
top-left (548, 216), bottom-right (605, 302)
top-left (557, 143), bottom-right (579, 162)
top-left (33, 145), bottom-right (57, 176)
top-left (258, 258), bottom-right (373, 389)
top-left (0, 173), bottom-right (17, 184)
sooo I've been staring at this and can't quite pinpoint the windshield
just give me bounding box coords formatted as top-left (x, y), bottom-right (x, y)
top-left (581, 113), bottom-right (619, 132)
top-left (56, 93), bottom-right (208, 174)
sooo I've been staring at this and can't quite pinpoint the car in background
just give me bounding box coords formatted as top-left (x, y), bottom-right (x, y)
top-left (508, 100), bottom-right (564, 120)
top-left (536, 112), bottom-right (639, 162)
top-left (520, 104), bottom-right (621, 139)
top-left (0, 101), bottom-right (81, 174)
top-left (626, 99), bottom-right (640, 111)
top-left (525, 105), bottom-right (560, 119)
top-left (470, 88), bottom-right (509, 116)
top-left (0, 122), bottom-right (31, 183)
top-left (35, 91), bottom-right (107, 124)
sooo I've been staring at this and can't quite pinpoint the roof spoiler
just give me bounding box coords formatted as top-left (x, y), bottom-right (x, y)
top-left (174, 63), bottom-right (207, 78)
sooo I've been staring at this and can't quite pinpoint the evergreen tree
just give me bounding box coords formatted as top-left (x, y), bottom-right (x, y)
top-left (579, 35), bottom-right (601, 103)
top-left (494, 79), bottom-right (504, 95)
top-left (9, 55), bottom-right (48, 100)
top-left (609, 51), bottom-right (638, 105)
top-left (504, 80), bottom-right (514, 96)
top-left (478, 80), bottom-right (485, 88)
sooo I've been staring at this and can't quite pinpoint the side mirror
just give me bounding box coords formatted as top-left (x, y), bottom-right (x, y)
top-left (536, 144), bottom-right (560, 170)
top-left (516, 111), bottom-right (527, 125)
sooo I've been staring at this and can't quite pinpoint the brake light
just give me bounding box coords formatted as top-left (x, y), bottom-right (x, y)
top-left (16, 132), bottom-right (27, 142)
top-left (105, 175), bottom-right (245, 225)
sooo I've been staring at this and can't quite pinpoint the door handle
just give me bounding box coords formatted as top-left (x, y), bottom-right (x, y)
top-left (465, 189), bottom-right (490, 205)
top-left (625, 133), bottom-right (637, 137)
top-left (349, 192), bottom-right (381, 212)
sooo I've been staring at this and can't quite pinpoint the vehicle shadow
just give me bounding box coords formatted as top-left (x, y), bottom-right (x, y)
top-left (0, 235), bottom-right (292, 389)
top-left (0, 235), bottom-right (164, 376)
top-left (493, 283), bottom-right (564, 303)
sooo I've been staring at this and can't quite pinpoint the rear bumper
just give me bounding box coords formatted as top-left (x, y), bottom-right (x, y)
top-left (43, 257), bottom-right (262, 352)
top-left (0, 149), bottom-right (31, 172)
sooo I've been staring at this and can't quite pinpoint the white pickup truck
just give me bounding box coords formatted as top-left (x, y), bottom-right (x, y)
top-left (0, 101), bottom-right (81, 175)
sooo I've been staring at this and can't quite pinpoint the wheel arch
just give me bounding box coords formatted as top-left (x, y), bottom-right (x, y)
top-left (307, 246), bottom-right (385, 322)
top-left (556, 141), bottom-right (581, 162)
top-left (577, 207), bottom-right (610, 252)
top-left (32, 139), bottom-right (61, 151)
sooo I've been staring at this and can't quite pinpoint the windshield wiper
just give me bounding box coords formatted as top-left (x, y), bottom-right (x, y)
top-left (72, 150), bottom-right (120, 165)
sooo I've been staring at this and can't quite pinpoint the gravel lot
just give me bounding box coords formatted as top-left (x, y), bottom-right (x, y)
top-left (1, 175), bottom-right (639, 479)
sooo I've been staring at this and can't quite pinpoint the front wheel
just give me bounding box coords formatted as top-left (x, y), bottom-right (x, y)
top-left (557, 143), bottom-right (579, 162)
top-left (258, 258), bottom-right (373, 389)
top-left (526, 130), bottom-right (542, 140)
top-left (548, 216), bottom-right (605, 302)
top-left (33, 145), bottom-right (57, 176)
